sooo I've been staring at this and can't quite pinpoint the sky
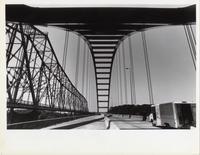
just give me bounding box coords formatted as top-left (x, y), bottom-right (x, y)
top-left (36, 23), bottom-right (196, 112)
top-left (111, 25), bottom-right (196, 106)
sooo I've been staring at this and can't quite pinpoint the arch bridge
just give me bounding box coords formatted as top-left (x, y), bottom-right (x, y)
top-left (6, 4), bottom-right (196, 116)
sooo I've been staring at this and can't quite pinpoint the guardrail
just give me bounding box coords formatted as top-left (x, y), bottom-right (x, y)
top-left (104, 115), bottom-right (119, 130)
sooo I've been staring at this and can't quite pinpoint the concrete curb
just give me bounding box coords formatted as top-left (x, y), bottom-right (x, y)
top-left (104, 115), bottom-right (120, 130)
top-left (43, 114), bottom-right (105, 129)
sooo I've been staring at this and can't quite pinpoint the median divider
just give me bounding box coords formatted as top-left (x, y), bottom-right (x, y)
top-left (104, 115), bottom-right (119, 130)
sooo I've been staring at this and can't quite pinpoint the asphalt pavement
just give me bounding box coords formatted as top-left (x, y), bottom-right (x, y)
top-left (73, 119), bottom-right (107, 129)
top-left (40, 114), bottom-right (160, 130)
top-left (108, 114), bottom-right (160, 130)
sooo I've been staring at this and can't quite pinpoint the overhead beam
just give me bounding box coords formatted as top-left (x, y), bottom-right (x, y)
top-left (6, 5), bottom-right (196, 25)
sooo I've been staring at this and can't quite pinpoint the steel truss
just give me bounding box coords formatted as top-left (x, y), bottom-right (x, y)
top-left (6, 22), bottom-right (88, 115)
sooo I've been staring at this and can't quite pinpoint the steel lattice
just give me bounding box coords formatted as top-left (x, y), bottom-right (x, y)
top-left (6, 22), bottom-right (88, 113)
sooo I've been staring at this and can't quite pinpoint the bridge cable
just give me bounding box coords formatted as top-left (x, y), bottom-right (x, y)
top-left (186, 25), bottom-right (196, 57)
top-left (112, 52), bottom-right (118, 107)
top-left (85, 46), bottom-right (89, 100)
top-left (62, 30), bottom-right (69, 71)
top-left (88, 47), bottom-right (92, 110)
top-left (60, 31), bottom-right (66, 109)
top-left (189, 24), bottom-right (196, 45)
top-left (128, 36), bottom-right (137, 105)
top-left (189, 25), bottom-right (196, 57)
top-left (184, 25), bottom-right (196, 58)
top-left (183, 25), bottom-right (196, 70)
top-left (118, 47), bottom-right (123, 105)
top-left (82, 42), bottom-right (86, 95)
top-left (75, 36), bottom-right (81, 88)
top-left (88, 52), bottom-right (91, 110)
top-left (141, 31), bottom-right (154, 105)
top-left (115, 53), bottom-right (120, 106)
top-left (122, 42), bottom-right (128, 104)
top-left (142, 31), bottom-right (154, 105)
top-left (89, 54), bottom-right (92, 110)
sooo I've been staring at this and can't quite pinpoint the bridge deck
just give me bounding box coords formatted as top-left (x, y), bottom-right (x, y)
top-left (108, 115), bottom-right (160, 130)
top-left (74, 119), bottom-right (107, 130)
top-left (40, 114), bottom-right (160, 130)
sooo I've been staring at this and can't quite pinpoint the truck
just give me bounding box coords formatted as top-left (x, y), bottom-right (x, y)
top-left (149, 101), bottom-right (196, 129)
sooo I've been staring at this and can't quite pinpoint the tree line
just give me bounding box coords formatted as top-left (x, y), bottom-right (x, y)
top-left (109, 104), bottom-right (151, 116)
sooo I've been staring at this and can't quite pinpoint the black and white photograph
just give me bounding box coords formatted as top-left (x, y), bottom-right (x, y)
top-left (0, 0), bottom-right (199, 154)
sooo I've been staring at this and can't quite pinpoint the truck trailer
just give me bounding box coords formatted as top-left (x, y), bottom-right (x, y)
top-left (149, 101), bottom-right (196, 129)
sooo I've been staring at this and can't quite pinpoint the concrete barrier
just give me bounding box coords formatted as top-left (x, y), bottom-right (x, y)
top-left (104, 115), bottom-right (119, 130)
top-left (7, 115), bottom-right (91, 129)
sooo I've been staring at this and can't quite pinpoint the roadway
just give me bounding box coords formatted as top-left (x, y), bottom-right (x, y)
top-left (40, 114), bottom-right (160, 130)
top-left (107, 115), bottom-right (160, 130)
top-left (74, 119), bottom-right (107, 130)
